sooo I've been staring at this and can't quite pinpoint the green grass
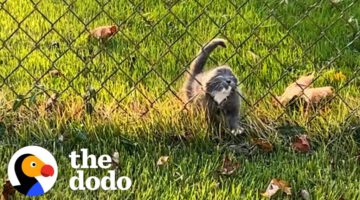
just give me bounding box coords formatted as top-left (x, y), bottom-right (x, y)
top-left (0, 0), bottom-right (360, 199)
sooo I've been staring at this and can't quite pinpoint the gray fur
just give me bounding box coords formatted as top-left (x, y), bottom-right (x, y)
top-left (183, 38), bottom-right (243, 135)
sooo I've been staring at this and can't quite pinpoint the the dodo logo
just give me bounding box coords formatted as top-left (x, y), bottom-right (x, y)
top-left (7, 146), bottom-right (58, 197)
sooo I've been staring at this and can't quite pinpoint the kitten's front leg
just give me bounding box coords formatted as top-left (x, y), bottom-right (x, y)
top-left (226, 111), bottom-right (244, 136)
top-left (230, 127), bottom-right (244, 136)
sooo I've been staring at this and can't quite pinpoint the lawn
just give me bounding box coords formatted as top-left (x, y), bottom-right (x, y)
top-left (0, 0), bottom-right (360, 199)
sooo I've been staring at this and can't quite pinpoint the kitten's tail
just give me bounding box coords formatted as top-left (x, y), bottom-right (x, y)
top-left (185, 38), bottom-right (227, 99)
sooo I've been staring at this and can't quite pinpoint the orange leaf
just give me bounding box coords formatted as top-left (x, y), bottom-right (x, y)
top-left (90, 25), bottom-right (118, 40)
top-left (292, 134), bottom-right (310, 153)
top-left (275, 179), bottom-right (291, 195)
top-left (253, 138), bottom-right (273, 152)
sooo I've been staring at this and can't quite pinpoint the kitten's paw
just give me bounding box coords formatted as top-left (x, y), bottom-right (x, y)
top-left (231, 127), bottom-right (244, 136)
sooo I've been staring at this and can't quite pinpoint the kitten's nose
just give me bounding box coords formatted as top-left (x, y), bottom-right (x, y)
top-left (226, 80), bottom-right (232, 85)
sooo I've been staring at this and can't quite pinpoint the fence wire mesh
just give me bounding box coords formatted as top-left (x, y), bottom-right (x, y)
top-left (0, 0), bottom-right (359, 133)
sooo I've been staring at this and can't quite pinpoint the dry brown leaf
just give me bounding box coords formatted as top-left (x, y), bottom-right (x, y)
top-left (274, 73), bottom-right (314, 106)
top-left (261, 180), bottom-right (280, 198)
top-left (1, 179), bottom-right (15, 200)
top-left (277, 179), bottom-right (292, 195)
top-left (90, 25), bottom-right (118, 40)
top-left (45, 93), bottom-right (58, 112)
top-left (302, 86), bottom-right (334, 105)
top-left (292, 134), bottom-right (310, 153)
top-left (261, 178), bottom-right (291, 198)
top-left (253, 138), bottom-right (273, 152)
top-left (218, 155), bottom-right (240, 175)
top-left (157, 156), bottom-right (169, 166)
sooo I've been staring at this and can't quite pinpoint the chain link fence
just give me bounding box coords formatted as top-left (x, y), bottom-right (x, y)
top-left (0, 0), bottom-right (359, 133)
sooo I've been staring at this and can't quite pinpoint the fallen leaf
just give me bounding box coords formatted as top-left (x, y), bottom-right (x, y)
top-left (218, 155), bottom-right (240, 175)
top-left (261, 179), bottom-right (291, 198)
top-left (276, 179), bottom-right (291, 195)
top-left (274, 73), bottom-right (314, 106)
top-left (90, 25), bottom-right (118, 40)
top-left (157, 156), bottom-right (169, 166)
top-left (1, 179), bottom-right (15, 200)
top-left (292, 135), bottom-right (310, 153)
top-left (300, 189), bottom-right (310, 200)
top-left (49, 69), bottom-right (62, 77)
top-left (302, 86), bottom-right (334, 105)
top-left (261, 180), bottom-right (280, 198)
top-left (45, 93), bottom-right (58, 112)
top-left (253, 138), bottom-right (273, 152)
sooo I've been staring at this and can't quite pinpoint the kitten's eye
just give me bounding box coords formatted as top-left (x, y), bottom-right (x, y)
top-left (30, 162), bottom-right (36, 167)
top-left (216, 75), bottom-right (224, 79)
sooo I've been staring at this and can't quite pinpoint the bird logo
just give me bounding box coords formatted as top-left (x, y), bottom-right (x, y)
top-left (8, 146), bottom-right (58, 197)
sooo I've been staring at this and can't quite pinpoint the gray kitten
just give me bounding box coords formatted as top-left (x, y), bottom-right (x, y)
top-left (183, 38), bottom-right (243, 135)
